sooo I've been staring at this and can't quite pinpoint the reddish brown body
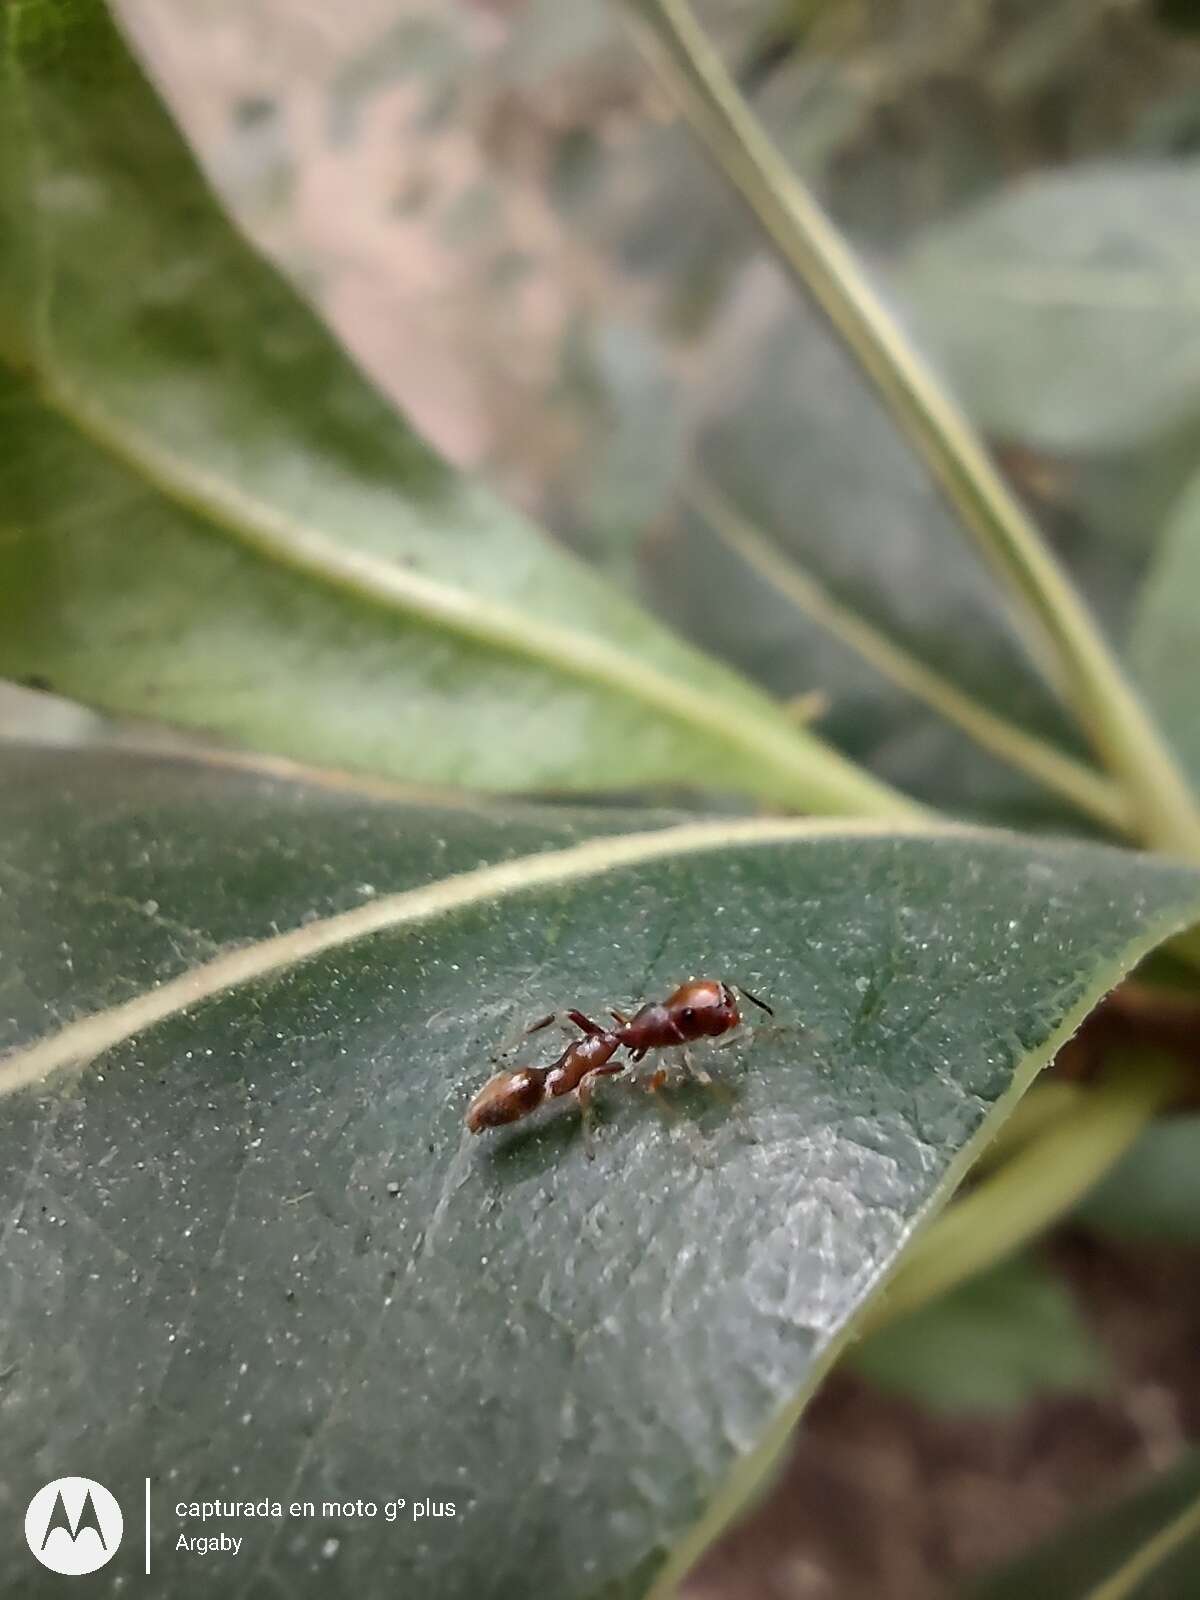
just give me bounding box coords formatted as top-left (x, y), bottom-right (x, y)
top-left (465, 978), bottom-right (753, 1141)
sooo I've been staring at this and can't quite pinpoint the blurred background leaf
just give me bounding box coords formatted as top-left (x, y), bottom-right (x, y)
top-left (651, 277), bottom-right (1103, 825)
top-left (1076, 1115), bottom-right (1200, 1245)
top-left (898, 162), bottom-right (1200, 456)
top-left (851, 1255), bottom-right (1108, 1415)
top-left (0, 0), bottom-right (909, 818)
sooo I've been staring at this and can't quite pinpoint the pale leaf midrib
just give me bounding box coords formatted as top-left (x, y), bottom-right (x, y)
top-left (0, 813), bottom-right (958, 1097)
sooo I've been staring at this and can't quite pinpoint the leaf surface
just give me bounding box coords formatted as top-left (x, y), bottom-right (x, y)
top-left (3, 746), bottom-right (1200, 1597)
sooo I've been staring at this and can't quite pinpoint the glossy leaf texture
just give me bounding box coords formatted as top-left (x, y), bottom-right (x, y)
top-left (4, 746), bottom-right (1200, 1599)
top-left (970, 1450), bottom-right (1200, 1600)
top-left (0, 0), bottom-right (899, 819)
top-left (900, 162), bottom-right (1200, 455)
top-left (1130, 468), bottom-right (1200, 791)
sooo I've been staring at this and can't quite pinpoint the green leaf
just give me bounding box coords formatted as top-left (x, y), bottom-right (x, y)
top-left (1130, 468), bottom-right (1200, 791)
top-left (901, 162), bottom-right (1200, 454)
top-left (0, 0), bottom-right (903, 820)
top-left (969, 1450), bottom-right (1200, 1600)
top-left (3, 746), bottom-right (1200, 1598)
top-left (1076, 1115), bottom-right (1200, 1243)
top-left (851, 1255), bottom-right (1107, 1415)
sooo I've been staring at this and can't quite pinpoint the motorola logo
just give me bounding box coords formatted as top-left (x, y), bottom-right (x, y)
top-left (25, 1478), bottom-right (123, 1575)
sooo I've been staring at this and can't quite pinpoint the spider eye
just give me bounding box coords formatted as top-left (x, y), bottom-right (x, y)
top-left (681, 1007), bottom-right (695, 1024)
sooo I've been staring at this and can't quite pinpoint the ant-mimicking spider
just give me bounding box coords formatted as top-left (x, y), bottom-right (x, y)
top-left (465, 978), bottom-right (772, 1151)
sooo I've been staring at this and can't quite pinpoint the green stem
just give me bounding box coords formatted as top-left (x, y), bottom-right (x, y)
top-left (1085, 1491), bottom-right (1200, 1600)
top-left (618, 0), bottom-right (1200, 859)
